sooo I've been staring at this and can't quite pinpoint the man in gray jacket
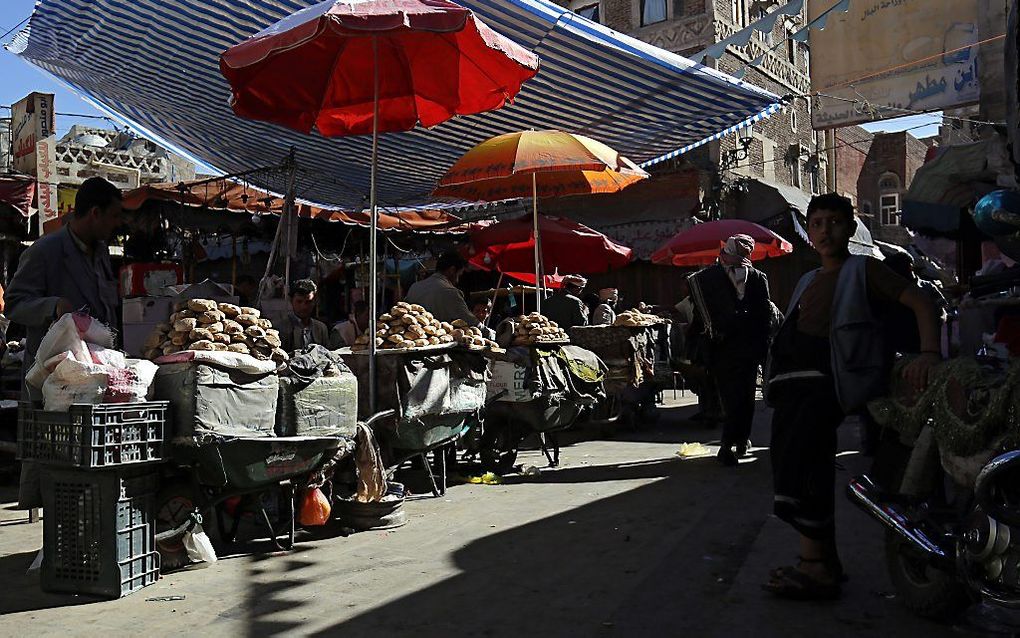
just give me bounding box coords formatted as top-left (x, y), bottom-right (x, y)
top-left (6, 176), bottom-right (123, 508)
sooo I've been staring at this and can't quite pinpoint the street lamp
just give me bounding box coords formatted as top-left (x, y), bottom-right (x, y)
top-left (720, 123), bottom-right (754, 171)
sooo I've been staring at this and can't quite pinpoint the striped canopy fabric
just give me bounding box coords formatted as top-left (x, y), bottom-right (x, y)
top-left (9, 0), bottom-right (782, 210)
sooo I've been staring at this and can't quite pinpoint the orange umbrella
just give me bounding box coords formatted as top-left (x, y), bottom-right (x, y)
top-left (433, 130), bottom-right (648, 310)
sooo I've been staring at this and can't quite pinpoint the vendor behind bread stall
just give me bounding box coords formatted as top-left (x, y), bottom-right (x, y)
top-left (6, 176), bottom-right (123, 509)
top-left (542, 274), bottom-right (589, 330)
top-left (282, 279), bottom-right (330, 352)
top-left (405, 251), bottom-right (480, 326)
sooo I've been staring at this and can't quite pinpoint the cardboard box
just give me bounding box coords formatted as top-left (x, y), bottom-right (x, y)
top-left (487, 360), bottom-right (530, 403)
top-left (122, 322), bottom-right (159, 358)
top-left (122, 297), bottom-right (173, 325)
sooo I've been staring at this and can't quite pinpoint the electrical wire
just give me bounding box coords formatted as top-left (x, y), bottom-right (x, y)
top-left (0, 16), bottom-right (29, 42)
top-left (723, 119), bottom-right (937, 173)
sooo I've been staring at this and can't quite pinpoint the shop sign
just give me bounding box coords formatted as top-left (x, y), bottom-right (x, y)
top-left (11, 92), bottom-right (55, 175)
top-left (36, 135), bottom-right (59, 233)
top-left (809, 0), bottom-right (982, 128)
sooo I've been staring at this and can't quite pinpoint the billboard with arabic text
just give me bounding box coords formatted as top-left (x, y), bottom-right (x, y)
top-left (11, 92), bottom-right (55, 174)
top-left (809, 0), bottom-right (981, 129)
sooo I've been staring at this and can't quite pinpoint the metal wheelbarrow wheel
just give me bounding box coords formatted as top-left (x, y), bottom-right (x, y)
top-left (154, 480), bottom-right (197, 572)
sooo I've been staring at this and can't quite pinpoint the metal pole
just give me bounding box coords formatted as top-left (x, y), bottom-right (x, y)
top-left (368, 37), bottom-right (380, 415)
top-left (532, 171), bottom-right (542, 313)
top-left (282, 149), bottom-right (298, 297)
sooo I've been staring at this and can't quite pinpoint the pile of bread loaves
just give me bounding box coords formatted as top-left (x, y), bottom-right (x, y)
top-left (450, 319), bottom-right (500, 351)
top-left (512, 312), bottom-right (569, 346)
top-left (143, 298), bottom-right (289, 363)
top-left (612, 309), bottom-right (663, 327)
top-left (352, 302), bottom-right (455, 351)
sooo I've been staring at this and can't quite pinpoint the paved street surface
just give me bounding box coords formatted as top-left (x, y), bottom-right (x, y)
top-left (0, 397), bottom-right (988, 637)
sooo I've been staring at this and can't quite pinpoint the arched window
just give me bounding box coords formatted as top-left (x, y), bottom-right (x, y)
top-left (878, 172), bottom-right (901, 226)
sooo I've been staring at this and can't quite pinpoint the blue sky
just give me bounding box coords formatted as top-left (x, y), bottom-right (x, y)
top-left (1, 0), bottom-right (941, 147)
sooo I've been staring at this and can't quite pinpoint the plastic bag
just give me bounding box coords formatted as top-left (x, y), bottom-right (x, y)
top-left (41, 356), bottom-right (109, 411)
top-left (299, 487), bottom-right (331, 526)
top-left (183, 523), bottom-right (218, 564)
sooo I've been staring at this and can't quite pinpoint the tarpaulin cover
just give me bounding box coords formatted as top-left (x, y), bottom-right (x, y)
top-left (124, 180), bottom-right (461, 233)
top-left (8, 0), bottom-right (781, 210)
top-left (341, 349), bottom-right (488, 449)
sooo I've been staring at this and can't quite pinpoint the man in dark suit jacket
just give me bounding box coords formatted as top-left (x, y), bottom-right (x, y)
top-left (6, 176), bottom-right (123, 507)
top-left (689, 234), bottom-right (772, 466)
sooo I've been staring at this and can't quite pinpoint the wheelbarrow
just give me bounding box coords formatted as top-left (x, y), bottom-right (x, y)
top-left (154, 410), bottom-right (394, 570)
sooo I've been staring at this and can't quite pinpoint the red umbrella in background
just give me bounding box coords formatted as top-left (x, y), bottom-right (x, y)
top-left (220, 0), bottom-right (539, 411)
top-left (650, 219), bottom-right (792, 267)
top-left (468, 214), bottom-right (632, 275)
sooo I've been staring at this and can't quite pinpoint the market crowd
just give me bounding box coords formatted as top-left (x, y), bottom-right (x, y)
top-left (0, 177), bottom-right (991, 604)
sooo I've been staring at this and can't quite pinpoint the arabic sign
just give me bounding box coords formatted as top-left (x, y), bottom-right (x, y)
top-left (36, 135), bottom-right (60, 234)
top-left (809, 0), bottom-right (981, 129)
top-left (11, 92), bottom-right (55, 175)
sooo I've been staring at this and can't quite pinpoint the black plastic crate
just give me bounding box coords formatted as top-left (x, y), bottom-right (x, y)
top-left (18, 402), bottom-right (168, 469)
top-left (40, 466), bottom-right (161, 598)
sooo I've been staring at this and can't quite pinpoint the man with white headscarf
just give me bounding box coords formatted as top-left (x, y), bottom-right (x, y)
top-left (688, 233), bottom-right (773, 466)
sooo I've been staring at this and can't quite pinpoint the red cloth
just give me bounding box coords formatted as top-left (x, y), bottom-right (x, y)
top-left (0, 176), bottom-right (36, 217)
top-left (219, 0), bottom-right (539, 136)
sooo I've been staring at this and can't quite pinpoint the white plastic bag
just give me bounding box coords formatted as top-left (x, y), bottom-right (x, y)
top-left (183, 524), bottom-right (218, 564)
top-left (41, 357), bottom-right (109, 411)
top-left (27, 313), bottom-right (114, 387)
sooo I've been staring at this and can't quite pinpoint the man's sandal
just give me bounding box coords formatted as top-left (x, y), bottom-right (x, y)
top-left (762, 568), bottom-right (842, 601)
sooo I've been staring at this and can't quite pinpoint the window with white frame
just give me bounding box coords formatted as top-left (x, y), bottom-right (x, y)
top-left (575, 2), bottom-right (600, 22)
top-left (879, 172), bottom-right (901, 225)
top-left (792, 156), bottom-right (802, 188)
top-left (787, 38), bottom-right (796, 64)
top-left (880, 194), bottom-right (900, 226)
top-left (642, 0), bottom-right (667, 25)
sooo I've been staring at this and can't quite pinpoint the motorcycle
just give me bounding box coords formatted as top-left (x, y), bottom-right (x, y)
top-left (848, 358), bottom-right (1020, 620)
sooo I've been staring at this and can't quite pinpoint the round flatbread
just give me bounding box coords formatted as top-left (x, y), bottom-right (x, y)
top-left (189, 327), bottom-right (213, 342)
top-left (187, 299), bottom-right (217, 313)
top-left (174, 318), bottom-right (198, 332)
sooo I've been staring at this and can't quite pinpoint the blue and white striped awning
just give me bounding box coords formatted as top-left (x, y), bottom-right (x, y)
top-left (8, 0), bottom-right (782, 210)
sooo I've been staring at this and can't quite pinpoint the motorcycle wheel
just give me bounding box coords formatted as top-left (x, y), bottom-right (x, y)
top-left (885, 530), bottom-right (972, 621)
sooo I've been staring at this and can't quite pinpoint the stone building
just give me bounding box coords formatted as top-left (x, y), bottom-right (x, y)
top-left (562, 0), bottom-right (823, 211)
top-left (54, 124), bottom-right (196, 188)
top-left (551, 0), bottom-right (857, 305)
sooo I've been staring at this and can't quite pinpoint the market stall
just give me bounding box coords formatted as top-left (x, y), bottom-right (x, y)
top-left (478, 312), bottom-right (606, 473)
top-left (340, 301), bottom-right (495, 495)
top-left (568, 309), bottom-right (670, 428)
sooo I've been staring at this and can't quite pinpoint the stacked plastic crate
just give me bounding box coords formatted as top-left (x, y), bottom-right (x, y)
top-left (18, 402), bottom-right (169, 598)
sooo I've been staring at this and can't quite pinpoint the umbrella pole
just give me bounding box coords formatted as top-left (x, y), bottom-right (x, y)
top-left (368, 37), bottom-right (380, 415)
top-left (532, 172), bottom-right (542, 313)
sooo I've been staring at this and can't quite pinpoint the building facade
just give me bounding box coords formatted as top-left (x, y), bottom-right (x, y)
top-left (54, 124), bottom-right (196, 188)
top-left (563, 0), bottom-right (823, 211)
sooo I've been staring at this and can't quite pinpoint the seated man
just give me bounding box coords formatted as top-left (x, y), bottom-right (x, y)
top-left (542, 275), bottom-right (589, 329)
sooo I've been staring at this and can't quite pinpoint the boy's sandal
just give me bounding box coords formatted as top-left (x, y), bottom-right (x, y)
top-left (762, 569), bottom-right (842, 601)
